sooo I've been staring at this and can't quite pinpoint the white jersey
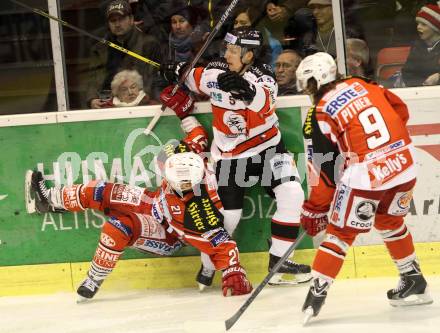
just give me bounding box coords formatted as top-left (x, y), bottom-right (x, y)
top-left (185, 59), bottom-right (280, 160)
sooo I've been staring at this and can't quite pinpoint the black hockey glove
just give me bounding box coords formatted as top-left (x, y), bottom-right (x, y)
top-left (218, 71), bottom-right (256, 103)
top-left (160, 62), bottom-right (188, 83)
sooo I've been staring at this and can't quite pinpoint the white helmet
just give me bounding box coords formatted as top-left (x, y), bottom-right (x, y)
top-left (164, 152), bottom-right (205, 193)
top-left (296, 52), bottom-right (337, 92)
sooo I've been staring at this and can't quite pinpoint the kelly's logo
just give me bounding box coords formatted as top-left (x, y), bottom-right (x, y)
top-left (367, 149), bottom-right (412, 187)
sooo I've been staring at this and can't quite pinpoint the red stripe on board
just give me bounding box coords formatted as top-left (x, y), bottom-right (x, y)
top-left (416, 145), bottom-right (440, 161)
top-left (407, 124), bottom-right (440, 136)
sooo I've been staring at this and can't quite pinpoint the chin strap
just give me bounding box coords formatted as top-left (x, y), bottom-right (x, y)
top-left (238, 62), bottom-right (252, 76)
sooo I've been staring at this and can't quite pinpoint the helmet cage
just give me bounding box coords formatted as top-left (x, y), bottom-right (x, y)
top-left (164, 152), bottom-right (205, 194)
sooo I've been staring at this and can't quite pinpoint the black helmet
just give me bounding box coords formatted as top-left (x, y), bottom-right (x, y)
top-left (224, 26), bottom-right (263, 56)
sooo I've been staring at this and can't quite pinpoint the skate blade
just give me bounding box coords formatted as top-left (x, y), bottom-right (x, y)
top-left (76, 295), bottom-right (92, 304)
top-left (389, 290), bottom-right (434, 307)
top-left (198, 283), bottom-right (210, 292)
top-left (268, 273), bottom-right (312, 286)
top-left (302, 306), bottom-right (314, 326)
top-left (24, 170), bottom-right (36, 214)
top-left (295, 273), bottom-right (313, 284)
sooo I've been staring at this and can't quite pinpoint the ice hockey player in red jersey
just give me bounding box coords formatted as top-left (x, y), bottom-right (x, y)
top-left (295, 52), bottom-right (433, 324)
top-left (161, 26), bottom-right (311, 289)
top-left (25, 88), bottom-right (252, 302)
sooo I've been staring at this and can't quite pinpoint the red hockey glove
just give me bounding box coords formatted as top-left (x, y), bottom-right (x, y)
top-left (222, 265), bottom-right (253, 297)
top-left (183, 134), bottom-right (208, 154)
top-left (160, 85), bottom-right (195, 119)
top-left (300, 201), bottom-right (329, 237)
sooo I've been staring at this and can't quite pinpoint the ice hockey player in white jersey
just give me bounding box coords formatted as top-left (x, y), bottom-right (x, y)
top-left (160, 26), bottom-right (311, 289)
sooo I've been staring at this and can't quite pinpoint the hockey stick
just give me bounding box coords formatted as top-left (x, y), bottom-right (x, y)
top-left (224, 231), bottom-right (307, 331)
top-left (143, 0), bottom-right (240, 135)
top-left (8, 0), bottom-right (159, 68)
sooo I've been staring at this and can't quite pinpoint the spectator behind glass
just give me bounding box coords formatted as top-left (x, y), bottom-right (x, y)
top-left (110, 69), bottom-right (152, 107)
top-left (257, 1), bottom-right (308, 45)
top-left (308, 0), bottom-right (335, 57)
top-left (346, 38), bottom-right (371, 78)
top-left (231, 5), bottom-right (280, 65)
top-left (401, 3), bottom-right (440, 87)
top-left (391, 1), bottom-right (436, 46)
top-left (283, 7), bottom-right (315, 57)
top-left (166, 6), bottom-right (207, 63)
top-left (130, 0), bottom-right (184, 45)
top-left (343, 1), bottom-right (395, 69)
top-left (303, 0), bottom-right (363, 58)
top-left (86, 0), bottom-right (162, 109)
top-left (274, 49), bottom-right (302, 95)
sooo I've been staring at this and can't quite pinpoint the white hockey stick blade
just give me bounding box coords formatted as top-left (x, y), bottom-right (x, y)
top-left (24, 170), bottom-right (36, 214)
top-left (183, 320), bottom-right (225, 333)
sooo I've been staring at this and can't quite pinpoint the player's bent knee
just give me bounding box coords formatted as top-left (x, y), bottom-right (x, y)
top-left (273, 181), bottom-right (304, 220)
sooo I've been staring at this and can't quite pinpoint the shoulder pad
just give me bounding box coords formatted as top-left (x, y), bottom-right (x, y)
top-left (206, 59), bottom-right (229, 70)
top-left (346, 75), bottom-right (376, 85)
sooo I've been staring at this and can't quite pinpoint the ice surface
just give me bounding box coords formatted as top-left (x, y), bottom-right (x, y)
top-left (0, 276), bottom-right (438, 333)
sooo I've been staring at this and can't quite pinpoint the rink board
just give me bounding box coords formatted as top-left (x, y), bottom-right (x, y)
top-left (0, 105), bottom-right (309, 268)
top-left (1, 90), bottom-right (440, 296)
top-left (0, 242), bottom-right (439, 296)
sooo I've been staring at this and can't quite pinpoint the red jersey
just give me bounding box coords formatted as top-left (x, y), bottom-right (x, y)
top-left (314, 77), bottom-right (416, 191)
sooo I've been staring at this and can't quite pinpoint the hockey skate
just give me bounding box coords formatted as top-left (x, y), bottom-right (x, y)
top-left (77, 276), bottom-right (103, 303)
top-left (387, 262), bottom-right (433, 307)
top-left (25, 170), bottom-right (65, 214)
top-left (196, 264), bottom-right (215, 292)
top-left (268, 253), bottom-right (312, 285)
top-left (302, 277), bottom-right (330, 325)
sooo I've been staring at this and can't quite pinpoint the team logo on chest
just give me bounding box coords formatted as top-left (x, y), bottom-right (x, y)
top-left (184, 192), bottom-right (223, 233)
top-left (223, 111), bottom-right (247, 135)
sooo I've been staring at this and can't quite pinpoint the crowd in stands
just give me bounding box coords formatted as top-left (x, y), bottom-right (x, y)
top-left (4, 0), bottom-right (440, 112)
top-left (83, 0), bottom-right (440, 109)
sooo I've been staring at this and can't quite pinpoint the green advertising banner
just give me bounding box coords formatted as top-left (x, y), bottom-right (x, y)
top-left (0, 108), bottom-right (310, 267)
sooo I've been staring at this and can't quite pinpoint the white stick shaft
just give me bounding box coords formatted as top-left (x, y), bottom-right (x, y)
top-left (143, 106), bottom-right (165, 135)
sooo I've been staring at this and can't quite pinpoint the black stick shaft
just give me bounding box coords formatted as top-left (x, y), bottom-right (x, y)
top-left (225, 232), bottom-right (307, 331)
